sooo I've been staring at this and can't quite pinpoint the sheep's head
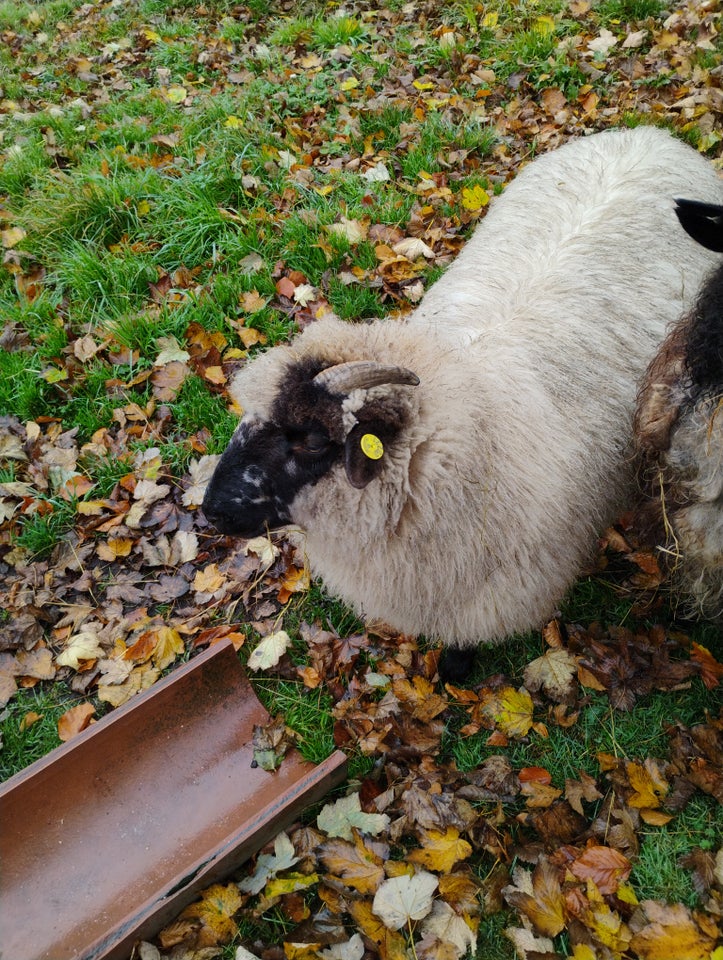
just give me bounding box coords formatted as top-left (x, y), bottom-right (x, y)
top-left (202, 356), bottom-right (420, 537)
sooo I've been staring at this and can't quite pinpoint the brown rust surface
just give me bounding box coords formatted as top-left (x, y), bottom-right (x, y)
top-left (0, 640), bottom-right (347, 960)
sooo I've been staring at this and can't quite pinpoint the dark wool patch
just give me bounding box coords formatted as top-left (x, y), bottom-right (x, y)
top-left (684, 262), bottom-right (723, 400)
top-left (270, 356), bottom-right (346, 442)
top-left (675, 199), bottom-right (723, 253)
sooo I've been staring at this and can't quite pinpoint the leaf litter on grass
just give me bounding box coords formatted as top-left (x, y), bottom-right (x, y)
top-left (1, 0), bottom-right (722, 957)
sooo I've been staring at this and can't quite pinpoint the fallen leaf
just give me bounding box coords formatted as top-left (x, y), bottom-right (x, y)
top-left (247, 630), bottom-right (292, 671)
top-left (316, 792), bottom-right (391, 840)
top-left (372, 871), bottom-right (438, 930)
top-left (58, 702), bottom-right (96, 741)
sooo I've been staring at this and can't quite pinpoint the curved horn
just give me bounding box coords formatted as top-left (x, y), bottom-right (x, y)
top-left (313, 360), bottom-right (420, 394)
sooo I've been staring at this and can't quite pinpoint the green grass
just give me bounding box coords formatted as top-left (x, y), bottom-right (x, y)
top-left (0, 686), bottom-right (70, 781)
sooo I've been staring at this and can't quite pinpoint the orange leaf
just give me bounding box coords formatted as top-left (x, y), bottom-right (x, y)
top-left (691, 642), bottom-right (723, 689)
top-left (568, 845), bottom-right (631, 895)
top-left (58, 702), bottom-right (96, 741)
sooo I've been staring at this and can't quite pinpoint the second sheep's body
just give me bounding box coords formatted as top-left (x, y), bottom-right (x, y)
top-left (635, 199), bottom-right (723, 623)
top-left (203, 126), bottom-right (723, 651)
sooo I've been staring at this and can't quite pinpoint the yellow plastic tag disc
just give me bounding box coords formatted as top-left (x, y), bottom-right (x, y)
top-left (360, 433), bottom-right (384, 460)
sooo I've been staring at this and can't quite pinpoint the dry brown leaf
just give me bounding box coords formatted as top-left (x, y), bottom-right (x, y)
top-left (58, 702), bottom-right (96, 741)
top-left (503, 861), bottom-right (566, 938)
top-left (568, 845), bottom-right (631, 895)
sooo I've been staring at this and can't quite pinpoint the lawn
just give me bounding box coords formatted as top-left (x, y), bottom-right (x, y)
top-left (0, 0), bottom-right (721, 958)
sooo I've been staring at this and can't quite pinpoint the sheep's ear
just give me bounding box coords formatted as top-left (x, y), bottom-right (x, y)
top-left (344, 423), bottom-right (386, 489)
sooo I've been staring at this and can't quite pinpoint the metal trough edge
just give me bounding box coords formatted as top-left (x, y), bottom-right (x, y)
top-left (0, 640), bottom-right (347, 960)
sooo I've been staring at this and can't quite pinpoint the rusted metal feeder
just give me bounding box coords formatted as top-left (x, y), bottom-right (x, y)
top-left (0, 640), bottom-right (347, 960)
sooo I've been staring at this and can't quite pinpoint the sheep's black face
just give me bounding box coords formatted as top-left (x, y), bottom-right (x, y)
top-left (202, 416), bottom-right (341, 536)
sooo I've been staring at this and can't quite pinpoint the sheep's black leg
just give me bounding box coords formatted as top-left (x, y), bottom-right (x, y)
top-left (439, 647), bottom-right (478, 685)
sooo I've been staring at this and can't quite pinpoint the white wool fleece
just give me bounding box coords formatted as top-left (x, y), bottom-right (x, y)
top-left (232, 126), bottom-right (723, 647)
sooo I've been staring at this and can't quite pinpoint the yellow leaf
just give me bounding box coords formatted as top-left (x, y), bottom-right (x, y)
top-left (137, 199), bottom-right (151, 216)
top-left (340, 77), bottom-right (359, 91)
top-left (164, 85), bottom-right (187, 104)
top-left (616, 883), bottom-right (639, 905)
top-left (481, 11), bottom-right (498, 27)
top-left (626, 758), bottom-right (669, 809)
top-left (224, 115), bottom-right (243, 129)
top-left (2, 227), bottom-right (26, 249)
top-left (413, 79), bottom-right (435, 91)
top-left (407, 828), bottom-right (473, 873)
top-left (485, 686), bottom-right (534, 738)
top-left (630, 900), bottom-right (718, 960)
top-left (152, 626), bottom-right (184, 670)
top-left (534, 15), bottom-right (556, 34)
top-left (143, 28), bottom-right (160, 42)
top-left (193, 562), bottom-right (228, 595)
top-left (461, 184), bottom-right (490, 212)
top-left (182, 883), bottom-right (242, 944)
top-left (265, 871), bottom-right (319, 899)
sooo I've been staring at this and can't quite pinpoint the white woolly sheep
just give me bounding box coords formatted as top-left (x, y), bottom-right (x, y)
top-left (635, 198), bottom-right (723, 623)
top-left (203, 126), bottom-right (723, 673)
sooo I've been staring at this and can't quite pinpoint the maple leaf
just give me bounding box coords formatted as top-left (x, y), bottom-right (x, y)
top-left (418, 900), bottom-right (476, 959)
top-left (524, 648), bottom-right (578, 701)
top-left (316, 791), bottom-right (390, 840)
top-left (407, 827), bottom-right (473, 873)
top-left (372, 871), bottom-right (438, 930)
top-left (252, 714), bottom-right (297, 771)
top-left (568, 845), bottom-right (632, 895)
top-left (481, 686), bottom-right (534, 738)
top-left (626, 758), bottom-right (669, 809)
top-left (629, 900), bottom-right (720, 960)
top-left (320, 834), bottom-right (386, 895)
top-left (503, 861), bottom-right (566, 937)
top-left (239, 832), bottom-right (300, 894)
top-left (181, 882), bottom-right (242, 944)
top-left (392, 675), bottom-right (448, 722)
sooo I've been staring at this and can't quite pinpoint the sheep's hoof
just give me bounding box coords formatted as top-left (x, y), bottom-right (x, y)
top-left (439, 647), bottom-right (478, 685)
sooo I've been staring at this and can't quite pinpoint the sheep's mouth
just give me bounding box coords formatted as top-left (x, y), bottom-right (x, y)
top-left (201, 497), bottom-right (291, 539)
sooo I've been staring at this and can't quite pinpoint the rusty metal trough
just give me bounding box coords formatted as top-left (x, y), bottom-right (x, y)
top-left (0, 640), bottom-right (347, 960)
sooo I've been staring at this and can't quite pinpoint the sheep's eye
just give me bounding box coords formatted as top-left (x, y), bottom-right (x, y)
top-left (289, 428), bottom-right (331, 459)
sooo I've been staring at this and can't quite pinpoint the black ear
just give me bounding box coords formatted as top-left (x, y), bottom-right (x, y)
top-left (344, 422), bottom-right (387, 489)
top-left (675, 198), bottom-right (723, 252)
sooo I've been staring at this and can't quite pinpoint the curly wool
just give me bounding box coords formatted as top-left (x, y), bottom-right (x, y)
top-left (230, 127), bottom-right (723, 647)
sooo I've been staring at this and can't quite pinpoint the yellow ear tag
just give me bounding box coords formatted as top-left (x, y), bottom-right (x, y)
top-left (360, 433), bottom-right (384, 460)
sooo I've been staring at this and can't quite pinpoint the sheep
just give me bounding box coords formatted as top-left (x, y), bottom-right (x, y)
top-left (634, 198), bottom-right (723, 623)
top-left (203, 126), bottom-right (723, 675)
